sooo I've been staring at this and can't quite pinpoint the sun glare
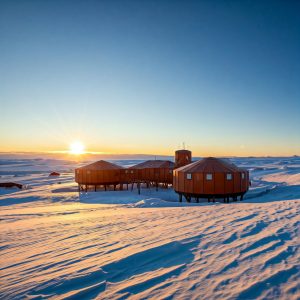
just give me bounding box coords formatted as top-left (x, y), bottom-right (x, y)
top-left (69, 141), bottom-right (85, 155)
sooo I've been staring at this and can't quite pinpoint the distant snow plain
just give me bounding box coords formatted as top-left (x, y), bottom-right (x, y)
top-left (0, 157), bottom-right (299, 299)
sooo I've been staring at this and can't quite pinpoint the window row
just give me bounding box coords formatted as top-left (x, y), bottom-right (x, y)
top-left (186, 173), bottom-right (246, 180)
top-left (78, 170), bottom-right (174, 175)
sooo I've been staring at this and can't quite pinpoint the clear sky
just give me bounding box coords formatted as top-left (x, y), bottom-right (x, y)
top-left (1, 0), bottom-right (299, 157)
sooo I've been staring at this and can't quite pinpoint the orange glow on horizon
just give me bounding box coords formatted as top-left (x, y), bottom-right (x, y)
top-left (0, 143), bottom-right (299, 158)
top-left (69, 141), bottom-right (85, 155)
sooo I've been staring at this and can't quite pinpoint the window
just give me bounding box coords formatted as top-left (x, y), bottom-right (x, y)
top-left (87, 170), bottom-right (91, 175)
top-left (169, 170), bottom-right (173, 174)
top-left (125, 170), bottom-right (128, 174)
top-left (206, 173), bottom-right (213, 180)
top-left (226, 173), bottom-right (232, 180)
top-left (131, 170), bottom-right (134, 174)
top-left (242, 173), bottom-right (245, 179)
top-left (76, 170), bottom-right (80, 174)
top-left (186, 173), bottom-right (192, 180)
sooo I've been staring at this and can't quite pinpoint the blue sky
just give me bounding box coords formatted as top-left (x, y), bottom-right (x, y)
top-left (0, 0), bottom-right (299, 156)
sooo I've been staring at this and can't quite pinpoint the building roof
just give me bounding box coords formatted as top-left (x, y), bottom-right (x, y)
top-left (77, 160), bottom-right (124, 171)
top-left (130, 160), bottom-right (175, 169)
top-left (175, 157), bottom-right (244, 173)
top-left (175, 149), bottom-right (192, 153)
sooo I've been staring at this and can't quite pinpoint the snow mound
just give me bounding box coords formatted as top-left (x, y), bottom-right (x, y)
top-left (133, 197), bottom-right (205, 207)
top-left (262, 173), bottom-right (300, 186)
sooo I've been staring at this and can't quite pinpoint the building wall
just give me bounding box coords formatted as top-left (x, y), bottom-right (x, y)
top-left (173, 170), bottom-right (249, 195)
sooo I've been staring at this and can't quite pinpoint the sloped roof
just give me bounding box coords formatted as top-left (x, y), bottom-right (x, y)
top-left (77, 160), bottom-right (124, 170)
top-left (130, 160), bottom-right (175, 169)
top-left (175, 157), bottom-right (244, 173)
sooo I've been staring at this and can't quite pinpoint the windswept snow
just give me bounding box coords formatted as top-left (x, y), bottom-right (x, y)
top-left (0, 157), bottom-right (299, 299)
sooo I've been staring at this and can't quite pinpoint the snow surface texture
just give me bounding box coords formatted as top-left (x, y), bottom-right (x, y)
top-left (0, 157), bottom-right (299, 299)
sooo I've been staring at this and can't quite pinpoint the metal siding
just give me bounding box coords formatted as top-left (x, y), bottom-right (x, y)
top-left (82, 170), bottom-right (87, 184)
top-left (185, 175), bottom-right (193, 194)
top-left (173, 170), bottom-right (177, 187)
top-left (178, 172), bottom-right (185, 192)
top-left (214, 172), bottom-right (225, 194)
top-left (90, 170), bottom-right (96, 184)
top-left (204, 173), bottom-right (214, 194)
top-left (224, 173), bottom-right (234, 194)
top-left (233, 172), bottom-right (241, 193)
top-left (193, 173), bottom-right (201, 194)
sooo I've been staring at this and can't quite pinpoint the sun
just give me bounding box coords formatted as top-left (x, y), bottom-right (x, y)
top-left (69, 141), bottom-right (85, 155)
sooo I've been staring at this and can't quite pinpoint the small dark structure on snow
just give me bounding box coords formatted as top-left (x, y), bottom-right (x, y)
top-left (49, 172), bottom-right (60, 176)
top-left (173, 157), bottom-right (249, 203)
top-left (0, 182), bottom-right (23, 189)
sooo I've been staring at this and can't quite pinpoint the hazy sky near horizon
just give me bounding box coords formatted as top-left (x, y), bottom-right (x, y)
top-left (1, 0), bottom-right (299, 156)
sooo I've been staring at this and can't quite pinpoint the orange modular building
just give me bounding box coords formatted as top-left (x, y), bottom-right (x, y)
top-left (75, 160), bottom-right (125, 191)
top-left (175, 149), bottom-right (192, 168)
top-left (173, 157), bottom-right (249, 203)
top-left (129, 160), bottom-right (175, 186)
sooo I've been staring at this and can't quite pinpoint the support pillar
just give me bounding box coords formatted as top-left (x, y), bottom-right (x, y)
top-left (138, 182), bottom-right (141, 195)
top-left (179, 194), bottom-right (182, 202)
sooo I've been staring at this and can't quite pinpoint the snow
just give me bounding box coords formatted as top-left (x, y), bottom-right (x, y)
top-left (0, 157), bottom-right (299, 299)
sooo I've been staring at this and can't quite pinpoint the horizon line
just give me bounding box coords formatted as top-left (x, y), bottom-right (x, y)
top-left (0, 151), bottom-right (298, 159)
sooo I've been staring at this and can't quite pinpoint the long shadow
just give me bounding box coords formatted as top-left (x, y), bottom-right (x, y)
top-left (27, 234), bottom-right (201, 299)
top-left (236, 266), bottom-right (299, 300)
top-left (244, 185), bottom-right (300, 203)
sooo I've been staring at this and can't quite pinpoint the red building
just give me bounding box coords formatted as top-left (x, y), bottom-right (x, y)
top-left (173, 157), bottom-right (249, 203)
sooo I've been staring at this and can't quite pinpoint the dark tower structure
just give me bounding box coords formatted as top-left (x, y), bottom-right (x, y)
top-left (175, 149), bottom-right (192, 169)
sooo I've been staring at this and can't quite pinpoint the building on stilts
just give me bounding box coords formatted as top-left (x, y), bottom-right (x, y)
top-left (74, 151), bottom-right (250, 202)
top-left (75, 160), bottom-right (125, 192)
top-left (128, 160), bottom-right (174, 194)
top-left (173, 157), bottom-right (249, 203)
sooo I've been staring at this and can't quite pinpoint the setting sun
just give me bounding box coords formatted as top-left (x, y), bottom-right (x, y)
top-left (69, 141), bottom-right (85, 155)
